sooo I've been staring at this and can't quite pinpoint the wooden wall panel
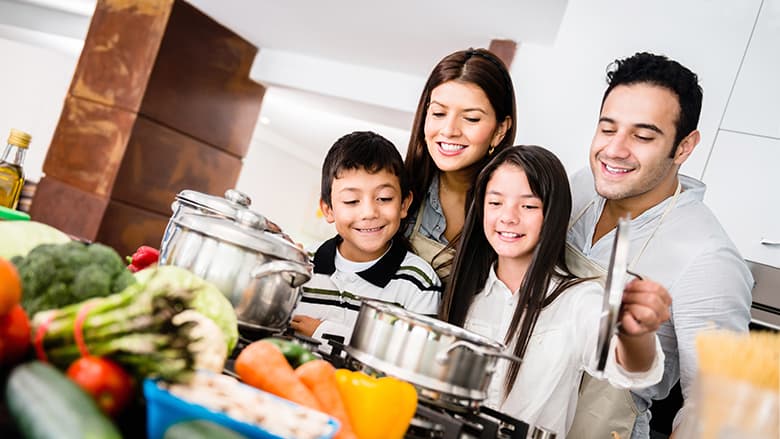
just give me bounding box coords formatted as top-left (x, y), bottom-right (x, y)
top-left (111, 115), bottom-right (243, 216)
top-left (30, 176), bottom-right (109, 240)
top-left (139, 0), bottom-right (265, 156)
top-left (43, 96), bottom-right (137, 197)
top-left (70, 0), bottom-right (174, 112)
top-left (97, 199), bottom-right (169, 257)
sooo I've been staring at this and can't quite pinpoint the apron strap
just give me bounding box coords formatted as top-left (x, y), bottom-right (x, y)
top-left (629, 181), bottom-right (682, 268)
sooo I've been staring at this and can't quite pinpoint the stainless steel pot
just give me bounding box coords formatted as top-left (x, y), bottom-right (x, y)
top-left (160, 189), bottom-right (278, 264)
top-left (160, 209), bottom-right (311, 331)
top-left (346, 299), bottom-right (521, 402)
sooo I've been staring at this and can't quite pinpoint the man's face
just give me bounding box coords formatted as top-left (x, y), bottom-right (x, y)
top-left (590, 83), bottom-right (684, 202)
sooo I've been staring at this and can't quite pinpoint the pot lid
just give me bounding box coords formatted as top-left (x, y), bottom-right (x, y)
top-left (595, 215), bottom-right (631, 371)
top-left (173, 212), bottom-right (310, 265)
top-left (174, 189), bottom-right (252, 219)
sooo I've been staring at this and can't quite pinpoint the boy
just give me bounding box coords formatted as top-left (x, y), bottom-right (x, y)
top-left (290, 131), bottom-right (442, 345)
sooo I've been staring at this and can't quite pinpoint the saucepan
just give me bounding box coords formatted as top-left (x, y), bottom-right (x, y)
top-left (159, 209), bottom-right (311, 332)
top-left (346, 299), bottom-right (522, 402)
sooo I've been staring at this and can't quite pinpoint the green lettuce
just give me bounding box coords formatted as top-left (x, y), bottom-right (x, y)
top-left (134, 266), bottom-right (239, 352)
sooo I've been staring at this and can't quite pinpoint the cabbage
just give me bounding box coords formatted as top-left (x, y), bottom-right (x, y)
top-left (134, 266), bottom-right (239, 352)
top-left (0, 221), bottom-right (71, 259)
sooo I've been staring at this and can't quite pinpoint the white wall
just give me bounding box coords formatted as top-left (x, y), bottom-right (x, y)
top-left (0, 37), bottom-right (78, 182)
top-left (512, 0), bottom-right (763, 177)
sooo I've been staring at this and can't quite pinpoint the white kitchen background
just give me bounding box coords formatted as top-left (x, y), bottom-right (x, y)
top-left (0, 0), bottom-right (777, 268)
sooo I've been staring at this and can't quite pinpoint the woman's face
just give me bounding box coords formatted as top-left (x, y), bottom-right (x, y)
top-left (423, 80), bottom-right (507, 173)
top-left (483, 164), bottom-right (544, 268)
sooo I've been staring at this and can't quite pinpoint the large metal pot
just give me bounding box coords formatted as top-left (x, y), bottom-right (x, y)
top-left (160, 189), bottom-right (278, 264)
top-left (346, 299), bottom-right (521, 402)
top-left (160, 209), bottom-right (311, 332)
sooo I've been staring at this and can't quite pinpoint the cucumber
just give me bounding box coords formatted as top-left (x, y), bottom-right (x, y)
top-left (164, 420), bottom-right (246, 439)
top-left (4, 361), bottom-right (122, 439)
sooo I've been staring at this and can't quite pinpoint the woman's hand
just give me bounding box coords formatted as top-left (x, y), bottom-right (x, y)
top-left (290, 315), bottom-right (322, 337)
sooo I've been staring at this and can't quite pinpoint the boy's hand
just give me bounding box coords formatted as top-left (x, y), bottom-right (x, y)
top-left (618, 278), bottom-right (672, 336)
top-left (290, 315), bottom-right (322, 337)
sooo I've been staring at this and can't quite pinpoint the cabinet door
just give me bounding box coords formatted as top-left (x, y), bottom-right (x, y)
top-left (720, 0), bottom-right (780, 139)
top-left (702, 130), bottom-right (780, 267)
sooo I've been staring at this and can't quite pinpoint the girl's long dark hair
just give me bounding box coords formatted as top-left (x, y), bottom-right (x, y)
top-left (403, 48), bottom-right (517, 262)
top-left (439, 145), bottom-right (589, 394)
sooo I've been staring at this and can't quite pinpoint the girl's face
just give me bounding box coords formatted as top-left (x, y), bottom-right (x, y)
top-left (483, 164), bottom-right (544, 268)
top-left (423, 80), bottom-right (508, 173)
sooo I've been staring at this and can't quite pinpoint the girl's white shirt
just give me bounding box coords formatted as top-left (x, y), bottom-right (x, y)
top-left (464, 265), bottom-right (664, 437)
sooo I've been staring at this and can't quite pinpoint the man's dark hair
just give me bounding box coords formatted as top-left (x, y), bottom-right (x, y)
top-left (603, 52), bottom-right (703, 154)
top-left (320, 131), bottom-right (409, 206)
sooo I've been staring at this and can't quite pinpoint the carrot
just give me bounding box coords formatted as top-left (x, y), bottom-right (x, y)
top-left (235, 340), bottom-right (322, 410)
top-left (295, 360), bottom-right (356, 439)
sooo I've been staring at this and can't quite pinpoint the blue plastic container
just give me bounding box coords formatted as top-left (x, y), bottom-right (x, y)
top-left (144, 378), bottom-right (339, 439)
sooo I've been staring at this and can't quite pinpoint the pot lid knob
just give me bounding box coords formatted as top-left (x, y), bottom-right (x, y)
top-left (236, 209), bottom-right (268, 230)
top-left (225, 189), bottom-right (251, 207)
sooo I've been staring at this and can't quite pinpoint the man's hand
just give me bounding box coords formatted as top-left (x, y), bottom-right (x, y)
top-left (619, 278), bottom-right (672, 336)
top-left (290, 314), bottom-right (322, 337)
top-left (615, 278), bottom-right (672, 371)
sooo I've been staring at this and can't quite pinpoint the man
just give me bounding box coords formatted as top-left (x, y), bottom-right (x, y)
top-left (566, 52), bottom-right (753, 439)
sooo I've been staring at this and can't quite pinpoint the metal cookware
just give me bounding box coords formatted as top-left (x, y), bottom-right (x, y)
top-left (160, 209), bottom-right (311, 332)
top-left (160, 189), bottom-right (281, 263)
top-left (346, 299), bottom-right (521, 402)
top-left (596, 215), bottom-right (631, 371)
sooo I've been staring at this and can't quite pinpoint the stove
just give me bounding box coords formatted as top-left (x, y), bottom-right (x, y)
top-left (321, 339), bottom-right (529, 439)
top-left (227, 333), bottom-right (530, 439)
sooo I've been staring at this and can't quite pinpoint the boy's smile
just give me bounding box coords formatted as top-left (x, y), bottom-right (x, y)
top-left (321, 168), bottom-right (411, 262)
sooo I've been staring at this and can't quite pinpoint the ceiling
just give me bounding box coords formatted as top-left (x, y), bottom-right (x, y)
top-left (186, 0), bottom-right (568, 76)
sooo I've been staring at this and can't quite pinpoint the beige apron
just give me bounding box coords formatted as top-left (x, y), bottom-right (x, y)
top-left (409, 203), bottom-right (456, 287)
top-left (566, 183), bottom-right (681, 439)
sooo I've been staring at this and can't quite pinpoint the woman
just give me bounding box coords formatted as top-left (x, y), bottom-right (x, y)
top-left (404, 48), bottom-right (516, 284)
top-left (440, 145), bottom-right (669, 437)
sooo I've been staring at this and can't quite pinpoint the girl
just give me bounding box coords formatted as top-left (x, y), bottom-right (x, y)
top-left (440, 145), bottom-right (669, 437)
top-left (404, 48), bottom-right (515, 285)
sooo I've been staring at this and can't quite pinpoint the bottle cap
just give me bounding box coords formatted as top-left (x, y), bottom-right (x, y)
top-left (8, 129), bottom-right (31, 149)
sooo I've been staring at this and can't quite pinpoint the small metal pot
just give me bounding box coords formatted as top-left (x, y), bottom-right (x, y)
top-left (160, 210), bottom-right (311, 331)
top-left (346, 299), bottom-right (521, 402)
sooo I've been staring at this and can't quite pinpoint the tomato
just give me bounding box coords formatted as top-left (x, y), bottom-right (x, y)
top-left (66, 356), bottom-right (134, 417)
top-left (0, 304), bottom-right (30, 366)
top-left (0, 257), bottom-right (22, 315)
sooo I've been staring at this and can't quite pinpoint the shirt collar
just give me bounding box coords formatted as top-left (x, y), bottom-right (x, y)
top-left (483, 262), bottom-right (503, 297)
top-left (312, 235), bottom-right (407, 288)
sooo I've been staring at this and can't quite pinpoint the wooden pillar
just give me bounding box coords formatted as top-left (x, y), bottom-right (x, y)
top-left (489, 39), bottom-right (517, 69)
top-left (30, 0), bottom-right (265, 257)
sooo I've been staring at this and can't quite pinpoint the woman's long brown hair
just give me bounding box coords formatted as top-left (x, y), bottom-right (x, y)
top-left (439, 145), bottom-right (589, 394)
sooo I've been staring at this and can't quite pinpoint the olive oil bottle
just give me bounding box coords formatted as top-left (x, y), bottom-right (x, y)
top-left (0, 129), bottom-right (31, 209)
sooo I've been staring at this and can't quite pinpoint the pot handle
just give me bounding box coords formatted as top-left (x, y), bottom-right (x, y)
top-left (436, 340), bottom-right (523, 364)
top-left (250, 260), bottom-right (312, 288)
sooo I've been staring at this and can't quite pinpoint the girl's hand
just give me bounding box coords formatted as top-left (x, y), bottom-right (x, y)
top-left (290, 315), bottom-right (322, 337)
top-left (618, 278), bottom-right (672, 336)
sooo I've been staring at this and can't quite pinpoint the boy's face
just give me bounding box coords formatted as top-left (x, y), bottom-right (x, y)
top-left (321, 168), bottom-right (411, 262)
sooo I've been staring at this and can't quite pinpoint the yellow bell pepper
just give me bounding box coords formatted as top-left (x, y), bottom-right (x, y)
top-left (333, 369), bottom-right (417, 439)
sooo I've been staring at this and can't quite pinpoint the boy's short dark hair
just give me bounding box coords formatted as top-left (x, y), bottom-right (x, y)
top-left (602, 52), bottom-right (703, 152)
top-left (320, 131), bottom-right (409, 206)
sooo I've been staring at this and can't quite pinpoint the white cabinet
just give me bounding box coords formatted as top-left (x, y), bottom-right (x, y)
top-left (702, 130), bottom-right (780, 267)
top-left (720, 0), bottom-right (780, 139)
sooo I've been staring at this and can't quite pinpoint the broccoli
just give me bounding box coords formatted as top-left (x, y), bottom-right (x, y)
top-left (13, 241), bottom-right (138, 314)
